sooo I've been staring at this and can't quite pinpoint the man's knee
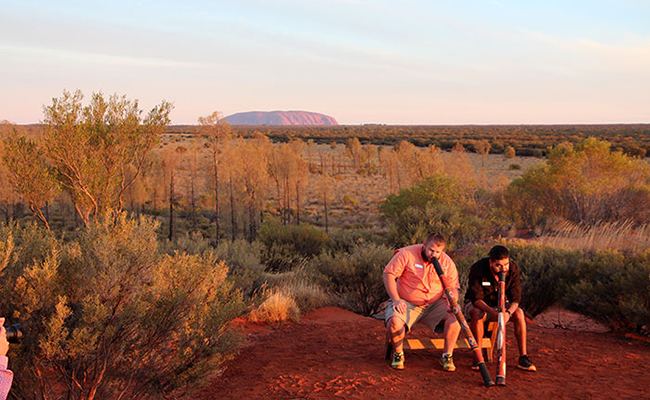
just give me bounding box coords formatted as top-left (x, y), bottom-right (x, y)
top-left (512, 308), bottom-right (526, 325)
top-left (469, 308), bottom-right (485, 323)
top-left (387, 316), bottom-right (405, 332)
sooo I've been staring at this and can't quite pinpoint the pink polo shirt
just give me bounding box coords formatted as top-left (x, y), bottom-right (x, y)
top-left (0, 355), bottom-right (12, 400)
top-left (384, 244), bottom-right (459, 306)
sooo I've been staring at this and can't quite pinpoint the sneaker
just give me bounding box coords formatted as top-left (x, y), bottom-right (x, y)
top-left (517, 355), bottom-right (537, 372)
top-left (391, 351), bottom-right (405, 370)
top-left (440, 354), bottom-right (456, 372)
top-left (470, 359), bottom-right (479, 371)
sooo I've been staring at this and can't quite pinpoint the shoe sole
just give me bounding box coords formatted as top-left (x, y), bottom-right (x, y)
top-left (517, 364), bottom-right (537, 372)
top-left (470, 366), bottom-right (479, 371)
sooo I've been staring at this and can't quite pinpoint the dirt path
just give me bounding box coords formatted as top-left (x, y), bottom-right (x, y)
top-left (198, 307), bottom-right (650, 399)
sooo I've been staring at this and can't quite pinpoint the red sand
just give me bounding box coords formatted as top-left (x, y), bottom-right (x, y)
top-left (198, 306), bottom-right (650, 399)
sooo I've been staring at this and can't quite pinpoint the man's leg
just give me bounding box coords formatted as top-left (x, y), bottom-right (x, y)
top-left (469, 306), bottom-right (487, 352)
top-left (385, 300), bottom-right (422, 370)
top-left (387, 316), bottom-right (406, 354)
top-left (442, 312), bottom-right (461, 355)
top-left (420, 299), bottom-right (460, 372)
top-left (512, 308), bottom-right (536, 371)
top-left (465, 302), bottom-right (487, 369)
top-left (511, 308), bottom-right (527, 356)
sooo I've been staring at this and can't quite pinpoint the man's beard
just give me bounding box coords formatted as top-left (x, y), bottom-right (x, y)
top-left (421, 248), bottom-right (430, 262)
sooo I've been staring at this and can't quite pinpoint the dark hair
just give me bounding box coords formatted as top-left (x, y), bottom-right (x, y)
top-left (425, 233), bottom-right (446, 246)
top-left (488, 245), bottom-right (509, 261)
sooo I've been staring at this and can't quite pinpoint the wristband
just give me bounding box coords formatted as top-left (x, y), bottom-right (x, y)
top-left (505, 310), bottom-right (512, 316)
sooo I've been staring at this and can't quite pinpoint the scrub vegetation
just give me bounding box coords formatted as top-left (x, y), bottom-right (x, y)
top-left (1, 90), bottom-right (649, 398)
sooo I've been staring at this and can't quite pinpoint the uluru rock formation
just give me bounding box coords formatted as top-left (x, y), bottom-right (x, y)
top-left (225, 110), bottom-right (338, 126)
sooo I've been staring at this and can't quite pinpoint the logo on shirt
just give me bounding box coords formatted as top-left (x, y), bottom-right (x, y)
top-left (481, 280), bottom-right (491, 287)
top-left (414, 264), bottom-right (424, 269)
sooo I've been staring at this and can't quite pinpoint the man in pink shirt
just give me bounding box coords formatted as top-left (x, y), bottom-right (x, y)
top-left (383, 233), bottom-right (461, 372)
top-left (0, 318), bottom-right (13, 400)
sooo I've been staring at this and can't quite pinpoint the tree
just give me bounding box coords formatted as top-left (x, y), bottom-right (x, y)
top-left (345, 137), bottom-right (363, 171)
top-left (318, 172), bottom-right (332, 233)
top-left (1, 131), bottom-right (58, 231)
top-left (474, 139), bottom-right (491, 166)
top-left (31, 90), bottom-right (172, 226)
top-left (235, 134), bottom-right (270, 240)
top-left (198, 111), bottom-right (232, 244)
top-left (507, 137), bottom-right (650, 226)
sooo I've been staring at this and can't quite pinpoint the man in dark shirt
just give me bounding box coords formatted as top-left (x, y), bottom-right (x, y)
top-left (464, 245), bottom-right (536, 371)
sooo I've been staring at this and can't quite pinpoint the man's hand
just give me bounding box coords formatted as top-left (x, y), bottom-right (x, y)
top-left (0, 318), bottom-right (8, 357)
top-left (504, 310), bottom-right (512, 324)
top-left (392, 299), bottom-right (407, 315)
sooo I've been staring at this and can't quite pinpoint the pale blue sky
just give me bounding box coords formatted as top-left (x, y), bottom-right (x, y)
top-left (1, 0), bottom-right (649, 124)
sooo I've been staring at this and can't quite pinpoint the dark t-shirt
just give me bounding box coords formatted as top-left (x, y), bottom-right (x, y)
top-left (464, 257), bottom-right (522, 307)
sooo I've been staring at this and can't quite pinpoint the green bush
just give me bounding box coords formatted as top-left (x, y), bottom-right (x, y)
top-left (385, 203), bottom-right (492, 251)
top-left (0, 213), bottom-right (246, 399)
top-left (312, 243), bottom-right (394, 316)
top-left (258, 221), bottom-right (327, 272)
top-left (324, 228), bottom-right (385, 253)
top-left (380, 174), bottom-right (474, 220)
top-left (380, 174), bottom-right (494, 251)
top-left (215, 239), bottom-right (265, 295)
top-left (503, 240), bottom-right (581, 317)
top-left (505, 138), bottom-right (650, 226)
top-left (561, 249), bottom-right (650, 333)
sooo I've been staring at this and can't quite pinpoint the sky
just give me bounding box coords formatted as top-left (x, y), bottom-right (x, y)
top-left (1, 0), bottom-right (650, 125)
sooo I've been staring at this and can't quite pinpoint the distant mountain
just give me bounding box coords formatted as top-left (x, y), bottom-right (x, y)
top-left (225, 111), bottom-right (338, 126)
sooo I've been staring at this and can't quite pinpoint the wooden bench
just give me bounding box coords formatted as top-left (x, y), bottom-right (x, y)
top-left (385, 321), bottom-right (498, 362)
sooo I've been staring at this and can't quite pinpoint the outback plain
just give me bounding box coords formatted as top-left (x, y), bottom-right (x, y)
top-left (1, 114), bottom-right (650, 399)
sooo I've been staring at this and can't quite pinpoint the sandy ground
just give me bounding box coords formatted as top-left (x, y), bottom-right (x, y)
top-left (198, 306), bottom-right (650, 399)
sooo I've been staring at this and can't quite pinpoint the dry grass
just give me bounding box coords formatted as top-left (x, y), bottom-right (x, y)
top-left (281, 279), bottom-right (332, 314)
top-left (248, 290), bottom-right (301, 323)
top-left (538, 220), bottom-right (650, 251)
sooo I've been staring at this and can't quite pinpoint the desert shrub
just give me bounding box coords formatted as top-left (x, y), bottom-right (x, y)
top-left (324, 228), bottom-right (385, 253)
top-left (258, 221), bottom-right (327, 272)
top-left (504, 145), bottom-right (516, 159)
top-left (312, 243), bottom-right (394, 316)
top-left (161, 230), bottom-right (212, 255)
top-left (157, 232), bottom-right (265, 296)
top-left (508, 163), bottom-right (521, 170)
top-left (380, 174), bottom-right (494, 250)
top-left (0, 221), bottom-right (58, 281)
top-left (0, 213), bottom-right (246, 400)
top-left (380, 174), bottom-right (473, 220)
top-left (561, 249), bottom-right (650, 333)
top-left (248, 290), bottom-right (300, 323)
top-left (503, 240), bottom-right (581, 317)
top-left (506, 138), bottom-right (650, 227)
top-left (385, 203), bottom-right (492, 251)
top-left (214, 239), bottom-right (265, 294)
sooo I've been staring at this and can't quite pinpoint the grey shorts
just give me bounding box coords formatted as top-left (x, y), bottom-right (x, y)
top-left (385, 298), bottom-right (454, 332)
